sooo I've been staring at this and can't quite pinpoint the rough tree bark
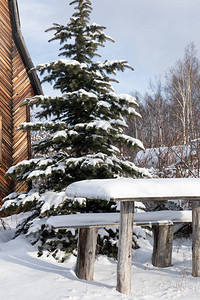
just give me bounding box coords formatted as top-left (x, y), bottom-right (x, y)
top-left (152, 223), bottom-right (174, 268)
top-left (116, 201), bottom-right (134, 295)
top-left (192, 201), bottom-right (200, 277)
top-left (75, 227), bottom-right (98, 280)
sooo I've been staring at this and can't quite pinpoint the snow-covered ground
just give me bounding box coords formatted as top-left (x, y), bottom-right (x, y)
top-left (0, 214), bottom-right (199, 300)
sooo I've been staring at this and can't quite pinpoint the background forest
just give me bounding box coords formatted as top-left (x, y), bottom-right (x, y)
top-left (127, 42), bottom-right (200, 178)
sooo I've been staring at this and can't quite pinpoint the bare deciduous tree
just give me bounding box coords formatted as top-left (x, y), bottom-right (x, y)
top-left (165, 43), bottom-right (200, 145)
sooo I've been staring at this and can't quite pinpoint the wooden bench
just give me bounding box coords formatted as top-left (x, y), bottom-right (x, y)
top-left (47, 210), bottom-right (192, 281)
top-left (63, 177), bottom-right (200, 295)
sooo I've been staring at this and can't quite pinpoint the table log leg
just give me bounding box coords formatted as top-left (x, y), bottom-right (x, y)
top-left (152, 223), bottom-right (174, 267)
top-left (116, 201), bottom-right (134, 295)
top-left (192, 201), bottom-right (200, 277)
top-left (75, 227), bottom-right (98, 280)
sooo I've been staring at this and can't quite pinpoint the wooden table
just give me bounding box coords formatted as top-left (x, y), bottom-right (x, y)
top-left (66, 177), bottom-right (200, 295)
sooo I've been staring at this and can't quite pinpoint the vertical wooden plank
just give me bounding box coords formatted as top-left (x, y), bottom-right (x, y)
top-left (75, 227), bottom-right (98, 281)
top-left (192, 200), bottom-right (200, 277)
top-left (152, 223), bottom-right (174, 268)
top-left (116, 201), bottom-right (134, 295)
top-left (0, 112), bottom-right (2, 162)
top-left (0, 0), bottom-right (13, 199)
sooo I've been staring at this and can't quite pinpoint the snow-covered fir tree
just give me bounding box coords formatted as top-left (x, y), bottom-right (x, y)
top-left (1, 0), bottom-right (149, 260)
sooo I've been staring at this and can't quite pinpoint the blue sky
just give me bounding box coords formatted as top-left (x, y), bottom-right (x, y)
top-left (18, 0), bottom-right (200, 96)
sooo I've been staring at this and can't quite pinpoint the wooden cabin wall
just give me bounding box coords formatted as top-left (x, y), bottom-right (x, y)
top-left (0, 0), bottom-right (33, 199)
top-left (0, 0), bottom-right (14, 199)
top-left (12, 41), bottom-right (34, 194)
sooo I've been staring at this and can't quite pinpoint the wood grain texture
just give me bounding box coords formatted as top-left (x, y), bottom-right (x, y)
top-left (0, 0), bottom-right (39, 200)
top-left (116, 201), bottom-right (134, 295)
top-left (75, 227), bottom-right (98, 281)
top-left (152, 224), bottom-right (174, 268)
top-left (192, 201), bottom-right (200, 277)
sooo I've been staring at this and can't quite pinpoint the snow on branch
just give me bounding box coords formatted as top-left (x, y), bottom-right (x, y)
top-left (86, 120), bottom-right (112, 131)
top-left (95, 60), bottom-right (134, 71)
top-left (22, 95), bottom-right (53, 106)
top-left (52, 129), bottom-right (78, 142)
top-left (63, 89), bottom-right (98, 99)
top-left (19, 121), bottom-right (68, 131)
top-left (117, 134), bottom-right (145, 150)
top-left (97, 100), bottom-right (111, 108)
top-left (109, 92), bottom-right (139, 107)
top-left (35, 59), bottom-right (87, 72)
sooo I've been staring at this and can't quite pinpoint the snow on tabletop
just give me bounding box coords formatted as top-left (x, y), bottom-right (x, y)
top-left (65, 178), bottom-right (200, 201)
top-left (47, 210), bottom-right (192, 228)
top-left (47, 213), bottom-right (119, 228)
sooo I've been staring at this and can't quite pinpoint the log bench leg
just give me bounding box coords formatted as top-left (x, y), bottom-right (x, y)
top-left (117, 201), bottom-right (134, 295)
top-left (75, 227), bottom-right (98, 280)
top-left (152, 223), bottom-right (174, 268)
top-left (192, 201), bottom-right (200, 277)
